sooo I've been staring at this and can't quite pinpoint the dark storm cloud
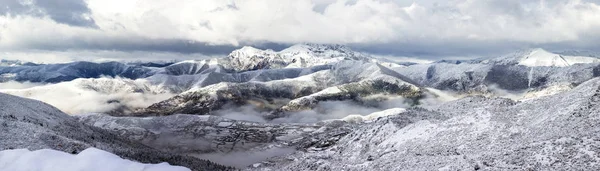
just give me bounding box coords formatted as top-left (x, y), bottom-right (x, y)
top-left (0, 0), bottom-right (96, 27)
top-left (351, 40), bottom-right (528, 59)
top-left (353, 39), bottom-right (600, 60)
top-left (14, 35), bottom-right (290, 55)
top-left (23, 38), bottom-right (239, 55)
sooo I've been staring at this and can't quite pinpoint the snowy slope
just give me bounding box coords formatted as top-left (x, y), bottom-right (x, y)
top-left (0, 92), bottom-right (232, 170)
top-left (74, 77), bottom-right (600, 170)
top-left (341, 108), bottom-right (407, 123)
top-left (163, 59), bottom-right (223, 75)
top-left (491, 48), bottom-right (600, 67)
top-left (78, 110), bottom-right (412, 168)
top-left (0, 148), bottom-right (189, 171)
top-left (518, 48), bottom-right (571, 67)
top-left (252, 77), bottom-right (600, 170)
top-left (76, 113), bottom-right (330, 168)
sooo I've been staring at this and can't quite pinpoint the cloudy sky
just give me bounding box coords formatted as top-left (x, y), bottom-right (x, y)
top-left (1, 0), bottom-right (600, 63)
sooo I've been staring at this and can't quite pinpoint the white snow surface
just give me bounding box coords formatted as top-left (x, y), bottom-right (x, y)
top-left (0, 148), bottom-right (189, 171)
top-left (341, 108), bottom-right (407, 123)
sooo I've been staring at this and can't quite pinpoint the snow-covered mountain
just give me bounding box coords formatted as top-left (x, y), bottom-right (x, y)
top-left (73, 77), bottom-right (600, 170)
top-left (250, 77), bottom-right (600, 170)
top-left (137, 60), bottom-right (423, 120)
top-left (221, 44), bottom-right (374, 71)
top-left (3, 45), bottom-right (600, 170)
top-left (393, 48), bottom-right (600, 97)
top-left (0, 44), bottom-right (421, 117)
top-left (3, 46), bottom-right (600, 118)
top-left (488, 48), bottom-right (600, 67)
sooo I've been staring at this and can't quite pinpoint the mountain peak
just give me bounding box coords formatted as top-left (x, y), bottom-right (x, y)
top-left (279, 43), bottom-right (371, 61)
top-left (518, 48), bottom-right (569, 67)
top-left (221, 44), bottom-right (374, 72)
top-left (524, 48), bottom-right (560, 59)
top-left (492, 48), bottom-right (599, 67)
top-left (227, 46), bottom-right (277, 60)
top-left (527, 48), bottom-right (554, 56)
top-left (281, 43), bottom-right (351, 54)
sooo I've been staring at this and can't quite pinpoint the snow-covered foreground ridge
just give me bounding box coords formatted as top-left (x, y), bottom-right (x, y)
top-left (0, 92), bottom-right (233, 171)
top-left (0, 148), bottom-right (189, 171)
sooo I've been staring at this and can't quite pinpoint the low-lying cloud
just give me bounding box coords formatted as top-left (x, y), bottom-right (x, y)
top-left (0, 81), bottom-right (45, 89)
top-left (212, 85), bottom-right (566, 124)
top-left (214, 91), bottom-right (454, 124)
top-left (0, 78), bottom-right (173, 115)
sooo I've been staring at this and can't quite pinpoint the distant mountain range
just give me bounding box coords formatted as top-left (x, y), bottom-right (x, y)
top-left (2, 44), bottom-right (600, 169)
top-left (2, 44), bottom-right (600, 117)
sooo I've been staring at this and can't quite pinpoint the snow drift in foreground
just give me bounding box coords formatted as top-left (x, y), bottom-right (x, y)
top-left (0, 148), bottom-right (189, 171)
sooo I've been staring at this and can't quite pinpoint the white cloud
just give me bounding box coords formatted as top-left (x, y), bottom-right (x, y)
top-left (0, 77), bottom-right (174, 115)
top-left (1, 0), bottom-right (600, 57)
